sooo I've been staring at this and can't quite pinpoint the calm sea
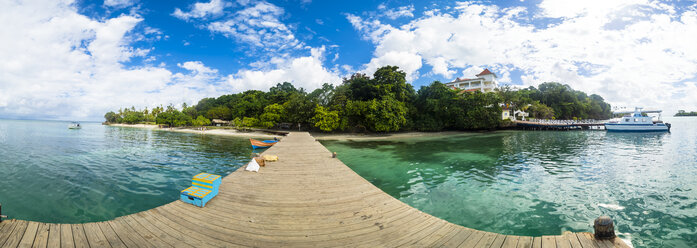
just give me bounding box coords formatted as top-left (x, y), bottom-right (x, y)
top-left (322, 117), bottom-right (697, 248)
top-left (0, 119), bottom-right (256, 223)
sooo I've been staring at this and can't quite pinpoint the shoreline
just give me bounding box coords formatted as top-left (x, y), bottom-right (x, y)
top-left (106, 123), bottom-right (281, 139)
top-left (311, 131), bottom-right (483, 141)
top-left (107, 123), bottom-right (490, 141)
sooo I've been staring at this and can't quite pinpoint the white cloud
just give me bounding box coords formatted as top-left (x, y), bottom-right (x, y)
top-left (104, 0), bottom-right (135, 8)
top-left (0, 0), bottom-right (227, 120)
top-left (172, 0), bottom-right (226, 20)
top-left (379, 4), bottom-right (415, 20)
top-left (206, 1), bottom-right (301, 51)
top-left (226, 46), bottom-right (342, 92)
top-left (347, 1), bottom-right (697, 113)
top-left (0, 0), bottom-right (343, 120)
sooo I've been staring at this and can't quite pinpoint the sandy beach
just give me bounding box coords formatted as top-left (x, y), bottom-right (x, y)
top-left (107, 123), bottom-right (282, 139)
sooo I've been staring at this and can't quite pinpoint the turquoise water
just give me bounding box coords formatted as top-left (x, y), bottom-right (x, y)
top-left (322, 117), bottom-right (697, 248)
top-left (0, 120), bottom-right (256, 223)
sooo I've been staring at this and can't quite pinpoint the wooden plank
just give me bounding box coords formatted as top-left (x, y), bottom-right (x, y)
top-left (516, 236), bottom-right (532, 248)
top-left (108, 218), bottom-right (159, 248)
top-left (597, 239), bottom-right (615, 248)
top-left (489, 234), bottom-right (506, 248)
top-left (95, 222), bottom-right (127, 248)
top-left (0, 220), bottom-right (19, 246)
top-left (122, 214), bottom-right (177, 247)
top-left (427, 226), bottom-right (469, 247)
top-left (70, 224), bottom-right (89, 248)
top-left (46, 224), bottom-right (61, 248)
top-left (458, 230), bottom-right (486, 247)
top-left (531, 237), bottom-right (542, 248)
top-left (18, 221), bottom-right (40, 248)
top-left (31, 223), bottom-right (50, 248)
top-left (501, 235), bottom-right (519, 248)
top-left (441, 228), bottom-right (474, 247)
top-left (564, 233), bottom-right (583, 248)
top-left (414, 224), bottom-right (460, 247)
top-left (146, 208), bottom-right (236, 247)
top-left (82, 222), bottom-right (111, 247)
top-left (610, 237), bottom-right (631, 248)
top-left (577, 233), bottom-right (600, 248)
top-left (474, 232), bottom-right (498, 247)
top-left (136, 211), bottom-right (219, 247)
top-left (132, 212), bottom-right (204, 247)
top-left (60, 224), bottom-right (74, 248)
top-left (4, 220), bottom-right (29, 248)
top-left (555, 235), bottom-right (571, 248)
top-left (541, 236), bottom-right (556, 248)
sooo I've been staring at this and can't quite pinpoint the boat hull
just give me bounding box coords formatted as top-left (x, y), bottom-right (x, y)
top-left (605, 123), bottom-right (669, 132)
top-left (250, 139), bottom-right (278, 149)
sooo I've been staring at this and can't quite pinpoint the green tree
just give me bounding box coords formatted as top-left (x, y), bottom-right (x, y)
top-left (206, 106), bottom-right (232, 120)
top-left (372, 65), bottom-right (415, 102)
top-left (192, 115), bottom-right (211, 126)
top-left (413, 82), bottom-right (459, 131)
top-left (241, 117), bottom-right (258, 128)
top-left (527, 101), bottom-right (555, 119)
top-left (268, 82), bottom-right (300, 104)
top-left (259, 103), bottom-right (285, 128)
top-left (104, 111), bottom-right (120, 123)
top-left (156, 107), bottom-right (192, 127)
top-left (308, 83), bottom-right (335, 107)
top-left (365, 97), bottom-right (408, 132)
top-left (312, 105), bottom-right (340, 132)
top-left (122, 111), bottom-right (144, 124)
top-left (282, 93), bottom-right (314, 125)
top-left (183, 106), bottom-right (198, 118)
top-left (453, 91), bottom-right (502, 130)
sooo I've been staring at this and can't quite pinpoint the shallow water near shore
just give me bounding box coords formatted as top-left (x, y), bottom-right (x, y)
top-left (322, 117), bottom-right (697, 248)
top-left (0, 119), bottom-right (256, 223)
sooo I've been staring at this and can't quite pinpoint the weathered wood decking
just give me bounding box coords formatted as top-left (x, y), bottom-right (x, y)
top-left (0, 132), bottom-right (629, 247)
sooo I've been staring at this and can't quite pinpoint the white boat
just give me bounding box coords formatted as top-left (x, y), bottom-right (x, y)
top-left (68, 122), bottom-right (82, 129)
top-left (605, 108), bottom-right (670, 132)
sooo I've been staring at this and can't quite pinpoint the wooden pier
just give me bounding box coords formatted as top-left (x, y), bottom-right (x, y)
top-left (0, 132), bottom-right (629, 247)
top-left (515, 120), bottom-right (606, 131)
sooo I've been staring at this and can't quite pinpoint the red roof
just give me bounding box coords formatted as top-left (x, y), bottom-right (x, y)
top-left (476, 69), bottom-right (495, 77)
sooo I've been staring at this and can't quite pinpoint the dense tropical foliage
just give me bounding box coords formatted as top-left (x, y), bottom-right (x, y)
top-left (104, 66), bottom-right (613, 132)
top-left (675, 110), bottom-right (697, 116)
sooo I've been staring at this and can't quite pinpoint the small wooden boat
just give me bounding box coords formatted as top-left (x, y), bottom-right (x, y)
top-left (250, 139), bottom-right (277, 149)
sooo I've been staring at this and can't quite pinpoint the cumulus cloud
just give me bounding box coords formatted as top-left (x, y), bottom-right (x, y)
top-left (378, 4), bottom-right (415, 20)
top-left (172, 0), bottom-right (227, 20)
top-left (104, 0), bottom-right (135, 8)
top-left (0, 0), bottom-right (342, 120)
top-left (0, 0), bottom-right (226, 120)
top-left (347, 1), bottom-right (697, 113)
top-left (206, 1), bottom-right (301, 51)
top-left (226, 46), bottom-right (342, 92)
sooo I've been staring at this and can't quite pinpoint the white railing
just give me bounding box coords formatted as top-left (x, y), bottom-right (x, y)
top-left (524, 119), bottom-right (606, 125)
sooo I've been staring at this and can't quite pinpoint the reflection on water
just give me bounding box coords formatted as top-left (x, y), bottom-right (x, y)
top-left (0, 120), bottom-right (256, 223)
top-left (322, 117), bottom-right (697, 248)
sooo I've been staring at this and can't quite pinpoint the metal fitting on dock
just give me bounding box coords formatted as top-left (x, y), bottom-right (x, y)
top-left (594, 216), bottom-right (616, 239)
top-left (332, 152), bottom-right (337, 158)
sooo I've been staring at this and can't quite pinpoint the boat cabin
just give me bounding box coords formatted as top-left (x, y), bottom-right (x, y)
top-left (612, 108), bottom-right (664, 124)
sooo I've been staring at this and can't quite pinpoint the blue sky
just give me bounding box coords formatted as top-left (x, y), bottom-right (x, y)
top-left (1, 0), bottom-right (697, 120)
top-left (87, 0), bottom-right (539, 86)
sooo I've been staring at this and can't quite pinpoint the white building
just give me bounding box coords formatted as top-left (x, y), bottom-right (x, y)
top-left (445, 69), bottom-right (498, 93)
top-left (446, 69), bottom-right (525, 121)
